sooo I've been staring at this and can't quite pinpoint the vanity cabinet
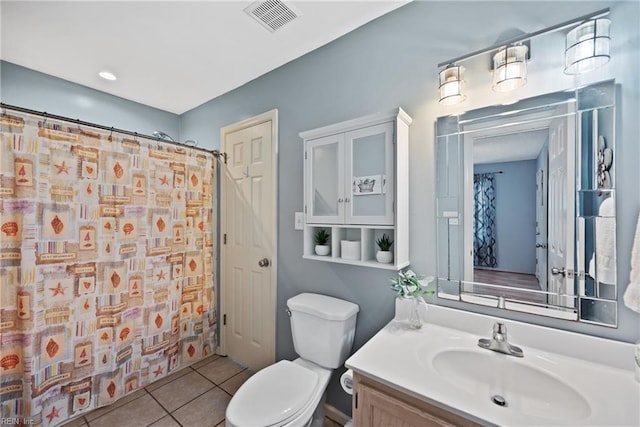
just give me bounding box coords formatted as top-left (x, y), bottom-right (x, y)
top-left (300, 108), bottom-right (411, 270)
top-left (353, 373), bottom-right (480, 427)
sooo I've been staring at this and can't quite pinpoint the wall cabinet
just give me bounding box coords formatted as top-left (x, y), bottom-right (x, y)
top-left (300, 108), bottom-right (411, 270)
top-left (353, 373), bottom-right (481, 427)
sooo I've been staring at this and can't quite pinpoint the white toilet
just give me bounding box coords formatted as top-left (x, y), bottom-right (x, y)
top-left (225, 293), bottom-right (359, 427)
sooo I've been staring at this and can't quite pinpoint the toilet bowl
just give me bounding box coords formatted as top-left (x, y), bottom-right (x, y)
top-left (226, 359), bottom-right (330, 427)
top-left (225, 293), bottom-right (359, 427)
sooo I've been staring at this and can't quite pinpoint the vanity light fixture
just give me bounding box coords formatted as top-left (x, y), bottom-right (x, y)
top-left (436, 8), bottom-right (610, 105)
top-left (564, 18), bottom-right (611, 74)
top-left (438, 65), bottom-right (466, 105)
top-left (492, 45), bottom-right (528, 92)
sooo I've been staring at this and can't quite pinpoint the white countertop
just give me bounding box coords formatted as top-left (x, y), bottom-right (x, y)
top-left (345, 303), bottom-right (640, 426)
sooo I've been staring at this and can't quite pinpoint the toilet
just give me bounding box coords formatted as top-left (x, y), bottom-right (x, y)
top-left (225, 293), bottom-right (359, 427)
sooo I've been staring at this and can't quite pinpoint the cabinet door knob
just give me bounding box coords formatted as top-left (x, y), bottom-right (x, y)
top-left (338, 198), bottom-right (344, 203)
top-left (345, 198), bottom-right (350, 203)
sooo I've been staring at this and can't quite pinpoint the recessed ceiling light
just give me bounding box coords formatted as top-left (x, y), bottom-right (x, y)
top-left (99, 71), bottom-right (117, 81)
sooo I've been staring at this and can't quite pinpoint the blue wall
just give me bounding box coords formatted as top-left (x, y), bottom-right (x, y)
top-left (475, 161), bottom-right (537, 275)
top-left (0, 61), bottom-right (180, 138)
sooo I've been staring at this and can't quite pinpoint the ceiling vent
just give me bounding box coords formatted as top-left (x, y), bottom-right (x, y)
top-left (244, 0), bottom-right (302, 33)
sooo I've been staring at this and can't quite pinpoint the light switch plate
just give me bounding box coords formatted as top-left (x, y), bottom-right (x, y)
top-left (294, 212), bottom-right (304, 230)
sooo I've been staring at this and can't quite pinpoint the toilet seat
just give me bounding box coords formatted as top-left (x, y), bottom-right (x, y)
top-left (226, 360), bottom-right (319, 427)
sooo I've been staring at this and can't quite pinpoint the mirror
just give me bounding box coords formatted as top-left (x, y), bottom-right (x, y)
top-left (436, 80), bottom-right (617, 326)
top-left (311, 141), bottom-right (339, 217)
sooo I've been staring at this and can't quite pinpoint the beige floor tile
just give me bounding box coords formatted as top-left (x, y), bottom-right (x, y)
top-left (324, 418), bottom-right (342, 427)
top-left (87, 394), bottom-right (166, 427)
top-left (196, 357), bottom-right (244, 385)
top-left (146, 366), bottom-right (193, 392)
top-left (219, 370), bottom-right (252, 395)
top-left (190, 354), bottom-right (221, 370)
top-left (60, 416), bottom-right (87, 427)
top-left (150, 370), bottom-right (215, 412)
top-left (149, 415), bottom-right (182, 427)
top-left (84, 388), bottom-right (148, 421)
top-left (172, 387), bottom-right (230, 427)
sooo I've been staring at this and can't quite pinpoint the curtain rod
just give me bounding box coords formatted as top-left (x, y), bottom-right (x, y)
top-left (1, 102), bottom-right (223, 158)
top-left (475, 171), bottom-right (504, 175)
top-left (437, 8), bottom-right (610, 68)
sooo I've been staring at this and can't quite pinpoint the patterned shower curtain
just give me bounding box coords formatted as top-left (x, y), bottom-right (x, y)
top-left (473, 173), bottom-right (497, 268)
top-left (0, 109), bottom-right (217, 426)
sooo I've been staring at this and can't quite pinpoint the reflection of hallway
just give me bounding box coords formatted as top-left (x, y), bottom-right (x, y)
top-left (473, 269), bottom-right (546, 304)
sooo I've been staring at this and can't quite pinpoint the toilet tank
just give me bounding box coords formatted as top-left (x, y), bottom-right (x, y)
top-left (287, 293), bottom-right (359, 369)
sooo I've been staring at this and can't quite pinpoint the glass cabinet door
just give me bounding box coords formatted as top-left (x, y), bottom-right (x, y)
top-left (345, 122), bottom-right (394, 225)
top-left (306, 134), bottom-right (344, 223)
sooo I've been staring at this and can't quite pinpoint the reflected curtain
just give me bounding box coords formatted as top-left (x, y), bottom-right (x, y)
top-left (0, 109), bottom-right (217, 426)
top-left (473, 173), bottom-right (497, 268)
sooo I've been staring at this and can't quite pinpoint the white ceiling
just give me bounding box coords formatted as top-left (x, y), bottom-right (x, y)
top-left (1, 0), bottom-right (410, 114)
top-left (473, 129), bottom-right (549, 165)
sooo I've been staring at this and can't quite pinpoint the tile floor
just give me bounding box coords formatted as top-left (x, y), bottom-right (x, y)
top-left (61, 354), bottom-right (250, 427)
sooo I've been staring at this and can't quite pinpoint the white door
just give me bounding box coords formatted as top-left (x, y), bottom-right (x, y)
top-left (547, 103), bottom-right (575, 307)
top-left (535, 167), bottom-right (548, 292)
top-left (221, 111), bottom-right (277, 371)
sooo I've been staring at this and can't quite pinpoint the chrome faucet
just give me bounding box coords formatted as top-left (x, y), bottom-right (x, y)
top-left (478, 322), bottom-right (524, 357)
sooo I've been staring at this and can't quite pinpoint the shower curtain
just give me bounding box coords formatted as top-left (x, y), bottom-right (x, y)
top-left (0, 109), bottom-right (217, 426)
top-left (473, 172), bottom-right (497, 268)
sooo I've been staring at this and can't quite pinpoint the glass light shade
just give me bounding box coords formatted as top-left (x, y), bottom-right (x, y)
top-left (492, 45), bottom-right (528, 92)
top-left (439, 66), bottom-right (466, 105)
top-left (564, 18), bottom-right (611, 75)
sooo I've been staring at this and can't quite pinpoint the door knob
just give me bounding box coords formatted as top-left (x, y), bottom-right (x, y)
top-left (551, 267), bottom-right (566, 276)
top-left (535, 243), bottom-right (547, 248)
top-left (258, 258), bottom-right (270, 267)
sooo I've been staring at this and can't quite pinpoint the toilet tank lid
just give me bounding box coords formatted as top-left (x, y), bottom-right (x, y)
top-left (287, 293), bottom-right (359, 321)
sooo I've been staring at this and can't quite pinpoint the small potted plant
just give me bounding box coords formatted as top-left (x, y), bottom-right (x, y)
top-left (390, 269), bottom-right (435, 329)
top-left (375, 233), bottom-right (394, 264)
top-left (314, 229), bottom-right (331, 256)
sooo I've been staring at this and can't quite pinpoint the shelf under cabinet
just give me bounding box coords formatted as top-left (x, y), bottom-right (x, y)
top-left (303, 254), bottom-right (409, 270)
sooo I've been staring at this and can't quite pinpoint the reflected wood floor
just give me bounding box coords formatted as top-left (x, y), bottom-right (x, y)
top-left (472, 269), bottom-right (547, 304)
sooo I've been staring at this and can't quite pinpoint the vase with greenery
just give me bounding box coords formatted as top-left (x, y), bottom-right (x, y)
top-left (375, 233), bottom-right (394, 264)
top-left (390, 269), bottom-right (435, 329)
top-left (314, 229), bottom-right (331, 256)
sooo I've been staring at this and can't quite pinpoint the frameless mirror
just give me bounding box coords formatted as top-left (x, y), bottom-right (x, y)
top-left (436, 80), bottom-right (617, 326)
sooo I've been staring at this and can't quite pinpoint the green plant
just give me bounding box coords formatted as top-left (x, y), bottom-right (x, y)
top-left (390, 269), bottom-right (435, 299)
top-left (376, 233), bottom-right (393, 251)
top-left (314, 228), bottom-right (330, 245)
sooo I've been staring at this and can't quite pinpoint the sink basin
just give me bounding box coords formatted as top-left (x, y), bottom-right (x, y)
top-left (430, 349), bottom-right (591, 422)
top-left (346, 303), bottom-right (638, 426)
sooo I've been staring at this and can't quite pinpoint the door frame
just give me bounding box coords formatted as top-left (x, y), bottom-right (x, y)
top-left (218, 109), bottom-right (278, 358)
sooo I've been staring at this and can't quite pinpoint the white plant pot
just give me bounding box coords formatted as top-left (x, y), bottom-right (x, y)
top-left (376, 250), bottom-right (393, 264)
top-left (315, 245), bottom-right (330, 256)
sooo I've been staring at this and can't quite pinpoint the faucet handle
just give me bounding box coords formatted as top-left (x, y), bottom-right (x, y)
top-left (493, 322), bottom-right (507, 336)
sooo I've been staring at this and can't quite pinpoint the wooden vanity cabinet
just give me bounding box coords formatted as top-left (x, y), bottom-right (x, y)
top-left (352, 373), bottom-right (481, 427)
